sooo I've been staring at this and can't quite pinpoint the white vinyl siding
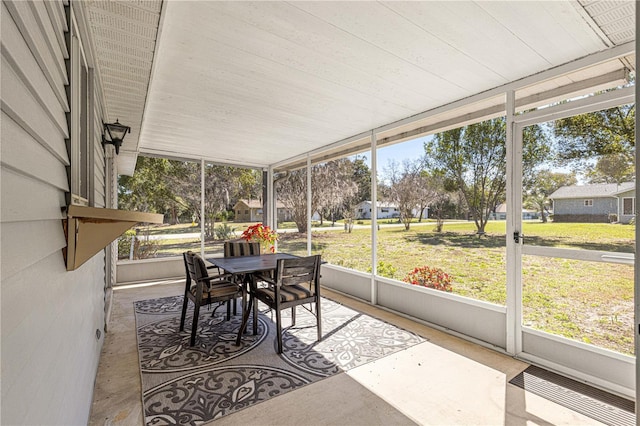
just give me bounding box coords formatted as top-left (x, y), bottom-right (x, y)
top-left (1, 2), bottom-right (107, 424)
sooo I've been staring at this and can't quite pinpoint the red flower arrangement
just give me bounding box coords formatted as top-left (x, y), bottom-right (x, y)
top-left (240, 223), bottom-right (278, 253)
top-left (403, 266), bottom-right (452, 292)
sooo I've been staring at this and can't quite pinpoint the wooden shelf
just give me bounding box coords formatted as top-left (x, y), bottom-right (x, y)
top-left (63, 205), bottom-right (163, 271)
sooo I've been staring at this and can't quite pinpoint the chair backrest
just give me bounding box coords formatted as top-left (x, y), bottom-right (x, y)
top-left (183, 251), bottom-right (195, 287)
top-left (224, 240), bottom-right (261, 257)
top-left (275, 255), bottom-right (321, 288)
top-left (184, 251), bottom-right (209, 294)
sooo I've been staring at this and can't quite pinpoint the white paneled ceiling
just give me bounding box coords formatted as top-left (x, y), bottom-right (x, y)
top-left (85, 1), bottom-right (635, 175)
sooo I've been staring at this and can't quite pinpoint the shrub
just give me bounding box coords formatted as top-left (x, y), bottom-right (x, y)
top-left (133, 235), bottom-right (159, 259)
top-left (117, 229), bottom-right (136, 259)
top-left (403, 266), bottom-right (452, 292)
top-left (367, 261), bottom-right (397, 279)
top-left (117, 228), bottom-right (159, 259)
top-left (215, 223), bottom-right (236, 240)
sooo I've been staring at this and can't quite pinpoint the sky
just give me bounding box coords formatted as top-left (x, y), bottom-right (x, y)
top-left (359, 135), bottom-right (431, 177)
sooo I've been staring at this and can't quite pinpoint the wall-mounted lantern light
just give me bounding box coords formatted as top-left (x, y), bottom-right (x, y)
top-left (102, 119), bottom-right (130, 155)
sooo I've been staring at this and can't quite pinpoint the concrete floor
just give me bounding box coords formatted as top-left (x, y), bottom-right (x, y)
top-left (89, 280), bottom-right (606, 425)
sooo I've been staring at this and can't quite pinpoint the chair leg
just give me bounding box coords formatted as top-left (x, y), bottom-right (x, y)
top-left (179, 294), bottom-right (189, 332)
top-left (291, 306), bottom-right (296, 326)
top-left (252, 292), bottom-right (258, 335)
top-left (275, 308), bottom-right (283, 354)
top-left (226, 299), bottom-right (231, 321)
top-left (191, 303), bottom-right (201, 346)
top-left (233, 297), bottom-right (238, 315)
top-left (316, 298), bottom-right (322, 341)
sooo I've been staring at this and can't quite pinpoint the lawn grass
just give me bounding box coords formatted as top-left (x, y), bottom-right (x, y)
top-left (125, 220), bottom-right (635, 355)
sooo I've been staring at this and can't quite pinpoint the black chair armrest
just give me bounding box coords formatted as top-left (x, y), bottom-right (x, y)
top-left (196, 275), bottom-right (233, 285)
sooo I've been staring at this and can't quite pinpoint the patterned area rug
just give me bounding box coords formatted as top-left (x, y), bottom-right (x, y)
top-left (135, 295), bottom-right (425, 425)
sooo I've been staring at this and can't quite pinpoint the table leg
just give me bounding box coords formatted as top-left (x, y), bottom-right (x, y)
top-left (236, 275), bottom-right (258, 345)
top-left (252, 276), bottom-right (258, 335)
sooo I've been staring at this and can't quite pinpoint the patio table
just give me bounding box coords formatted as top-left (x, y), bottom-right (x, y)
top-left (207, 252), bottom-right (299, 345)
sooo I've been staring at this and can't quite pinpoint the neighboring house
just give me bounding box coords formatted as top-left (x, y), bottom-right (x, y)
top-left (356, 201), bottom-right (400, 219)
top-left (234, 199), bottom-right (266, 222)
top-left (549, 182), bottom-right (635, 223)
top-left (355, 201), bottom-right (428, 220)
top-left (233, 199), bottom-right (294, 223)
top-left (492, 203), bottom-right (540, 220)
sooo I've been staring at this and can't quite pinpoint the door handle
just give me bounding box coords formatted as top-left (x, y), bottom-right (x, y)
top-left (514, 231), bottom-right (524, 244)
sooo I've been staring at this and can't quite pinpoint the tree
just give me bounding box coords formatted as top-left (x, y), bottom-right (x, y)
top-left (584, 152), bottom-right (634, 184)
top-left (352, 155), bottom-right (372, 204)
top-left (201, 165), bottom-right (250, 237)
top-left (277, 158), bottom-right (364, 233)
top-left (384, 159), bottom-right (427, 230)
top-left (118, 157), bottom-right (175, 221)
top-left (553, 103), bottom-right (635, 183)
top-left (343, 156), bottom-right (370, 232)
top-left (236, 169), bottom-right (262, 203)
top-left (425, 118), bottom-right (549, 235)
top-left (120, 157), bottom-right (261, 236)
top-left (276, 169), bottom-right (308, 232)
top-left (166, 161), bottom-right (202, 225)
top-left (164, 162), bottom-right (259, 237)
top-left (422, 171), bottom-right (452, 232)
top-left (553, 104), bottom-right (635, 166)
top-left (313, 159), bottom-right (358, 226)
top-left (525, 171), bottom-right (577, 223)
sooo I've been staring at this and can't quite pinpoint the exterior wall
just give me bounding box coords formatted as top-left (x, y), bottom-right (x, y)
top-left (234, 202), bottom-right (256, 222)
top-left (553, 213), bottom-right (610, 223)
top-left (1, 2), bottom-right (106, 424)
top-left (552, 197), bottom-right (617, 223)
top-left (276, 207), bottom-right (292, 222)
top-left (234, 204), bottom-right (295, 223)
top-left (522, 329), bottom-right (634, 396)
top-left (320, 265), bottom-right (506, 349)
top-left (117, 257), bottom-right (184, 283)
top-left (356, 202), bottom-right (371, 219)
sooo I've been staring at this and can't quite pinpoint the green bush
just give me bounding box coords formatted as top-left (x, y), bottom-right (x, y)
top-left (368, 261), bottom-right (397, 279)
top-left (215, 223), bottom-right (236, 240)
top-left (216, 210), bottom-right (234, 222)
top-left (118, 230), bottom-right (137, 259)
top-left (117, 229), bottom-right (159, 259)
top-left (133, 235), bottom-right (159, 259)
